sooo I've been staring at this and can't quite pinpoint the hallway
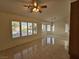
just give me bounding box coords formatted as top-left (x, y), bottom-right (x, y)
top-left (0, 34), bottom-right (69, 59)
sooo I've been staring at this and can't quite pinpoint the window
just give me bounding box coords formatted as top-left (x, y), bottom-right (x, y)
top-left (21, 22), bottom-right (27, 36)
top-left (65, 24), bottom-right (69, 32)
top-left (12, 21), bottom-right (37, 38)
top-left (28, 22), bottom-right (32, 35)
top-left (42, 24), bottom-right (46, 32)
top-left (47, 25), bottom-right (51, 31)
top-left (52, 24), bottom-right (55, 32)
top-left (33, 23), bottom-right (37, 34)
top-left (12, 21), bottom-right (20, 38)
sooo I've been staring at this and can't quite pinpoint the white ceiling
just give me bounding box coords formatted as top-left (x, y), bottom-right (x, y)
top-left (0, 0), bottom-right (77, 22)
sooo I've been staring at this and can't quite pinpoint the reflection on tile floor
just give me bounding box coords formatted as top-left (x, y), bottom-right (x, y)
top-left (0, 35), bottom-right (69, 59)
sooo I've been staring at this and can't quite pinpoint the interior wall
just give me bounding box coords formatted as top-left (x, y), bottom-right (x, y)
top-left (0, 12), bottom-right (42, 51)
top-left (54, 20), bottom-right (65, 34)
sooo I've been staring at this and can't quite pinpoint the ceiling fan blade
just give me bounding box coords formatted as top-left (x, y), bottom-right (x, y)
top-left (24, 5), bottom-right (28, 7)
top-left (24, 4), bottom-right (33, 8)
top-left (39, 10), bottom-right (42, 13)
top-left (41, 5), bottom-right (47, 8)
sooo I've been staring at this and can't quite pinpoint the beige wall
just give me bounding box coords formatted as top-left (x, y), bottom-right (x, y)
top-left (0, 12), bottom-right (42, 51)
top-left (54, 20), bottom-right (65, 34)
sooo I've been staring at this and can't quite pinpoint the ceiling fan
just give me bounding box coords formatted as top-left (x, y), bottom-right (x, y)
top-left (24, 0), bottom-right (47, 13)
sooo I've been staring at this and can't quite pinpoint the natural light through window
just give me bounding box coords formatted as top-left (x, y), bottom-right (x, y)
top-left (33, 23), bottom-right (37, 34)
top-left (12, 21), bottom-right (20, 38)
top-left (52, 24), bottom-right (55, 32)
top-left (47, 25), bottom-right (51, 31)
top-left (28, 22), bottom-right (32, 35)
top-left (65, 24), bottom-right (69, 33)
top-left (12, 21), bottom-right (38, 38)
top-left (42, 24), bottom-right (46, 32)
top-left (21, 22), bottom-right (27, 36)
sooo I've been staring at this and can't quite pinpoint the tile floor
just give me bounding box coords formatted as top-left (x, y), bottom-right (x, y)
top-left (0, 35), bottom-right (69, 59)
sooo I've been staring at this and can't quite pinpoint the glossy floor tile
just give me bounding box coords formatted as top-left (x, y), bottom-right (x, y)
top-left (0, 35), bottom-right (69, 59)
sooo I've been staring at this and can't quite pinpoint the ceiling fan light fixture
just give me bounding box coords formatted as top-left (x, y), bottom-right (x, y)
top-left (24, 0), bottom-right (47, 13)
top-left (32, 8), bottom-right (39, 12)
top-left (34, 2), bottom-right (37, 7)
